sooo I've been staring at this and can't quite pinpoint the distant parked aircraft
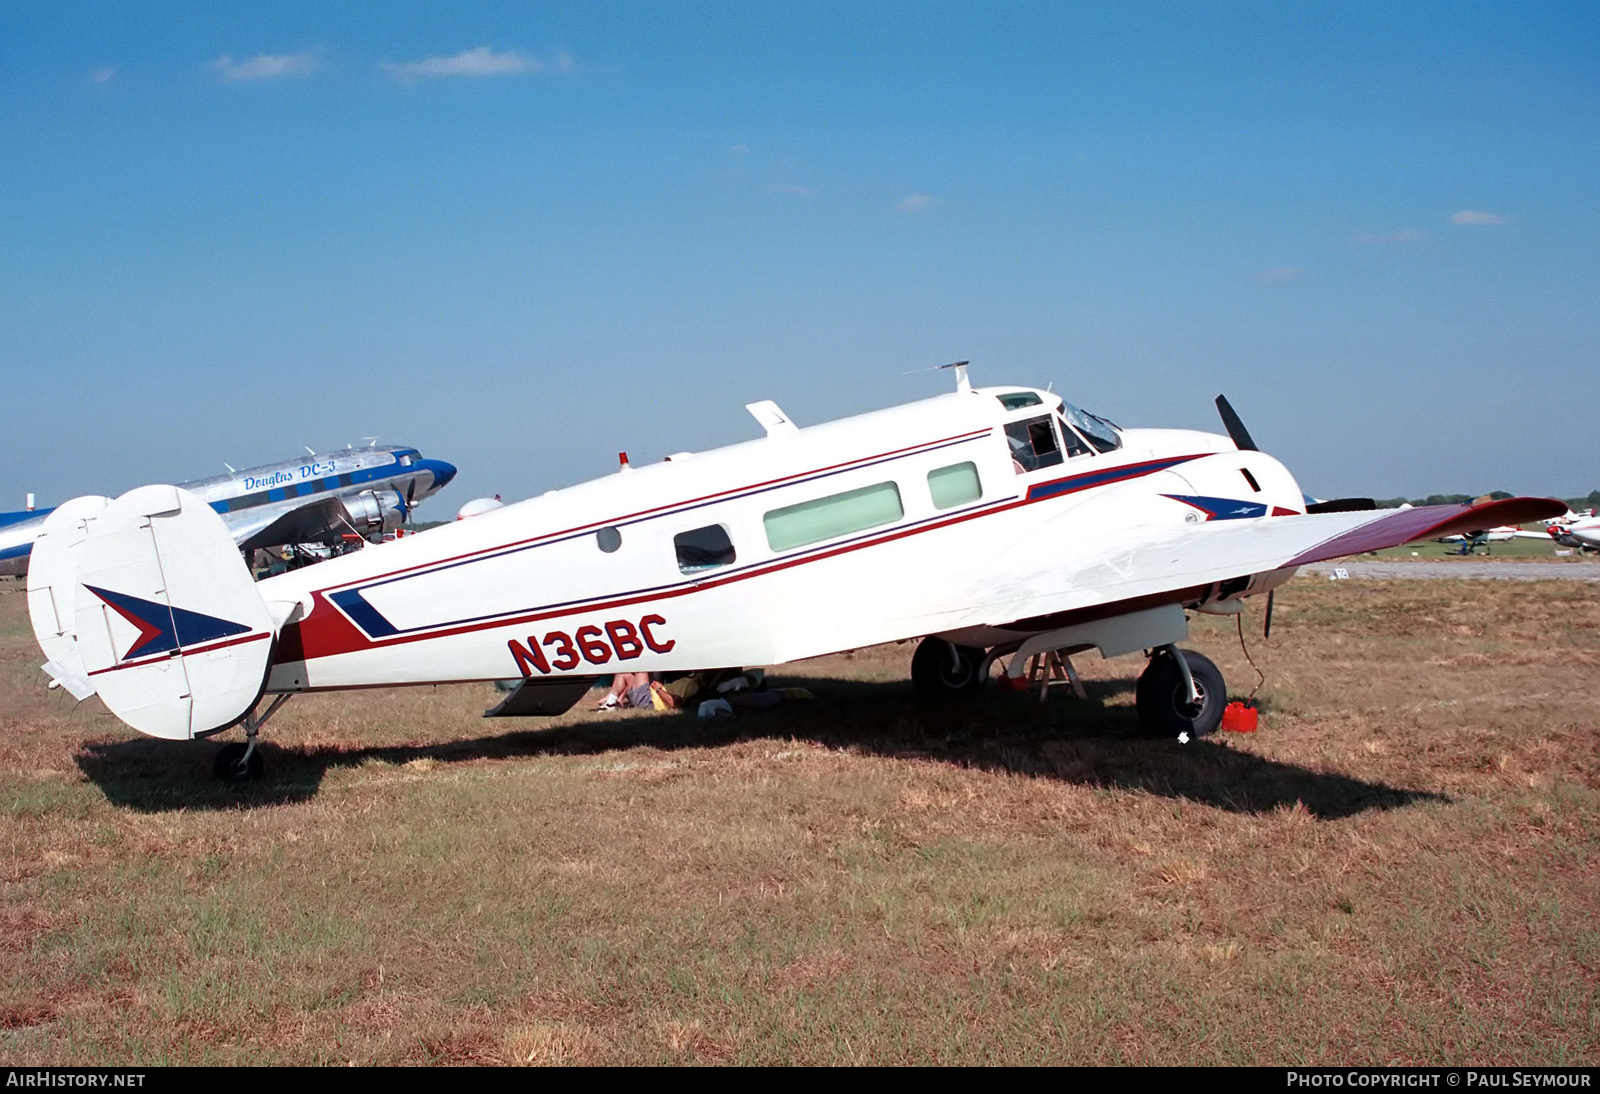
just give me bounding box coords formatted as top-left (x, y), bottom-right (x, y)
top-left (0, 444), bottom-right (455, 577)
top-left (1545, 511), bottom-right (1600, 552)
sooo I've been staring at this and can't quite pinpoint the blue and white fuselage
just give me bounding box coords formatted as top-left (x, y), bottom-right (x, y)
top-left (0, 445), bottom-right (456, 577)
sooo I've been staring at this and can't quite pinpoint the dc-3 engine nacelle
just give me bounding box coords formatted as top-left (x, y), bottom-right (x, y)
top-left (344, 489), bottom-right (407, 541)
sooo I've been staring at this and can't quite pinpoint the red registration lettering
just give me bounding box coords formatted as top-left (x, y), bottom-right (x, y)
top-left (576, 625), bottom-right (612, 665)
top-left (508, 637), bottom-right (551, 677)
top-left (511, 614), bottom-right (672, 675)
top-left (606, 620), bottom-right (643, 660)
top-left (543, 631), bottom-right (580, 671)
top-left (639, 614), bottom-right (674, 653)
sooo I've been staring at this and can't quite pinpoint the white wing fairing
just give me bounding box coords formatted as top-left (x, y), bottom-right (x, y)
top-left (25, 378), bottom-right (1568, 766)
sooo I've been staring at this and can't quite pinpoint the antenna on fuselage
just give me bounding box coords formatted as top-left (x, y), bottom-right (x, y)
top-left (304, 446), bottom-right (316, 457)
top-left (902, 359), bottom-right (972, 393)
top-left (223, 463), bottom-right (236, 474)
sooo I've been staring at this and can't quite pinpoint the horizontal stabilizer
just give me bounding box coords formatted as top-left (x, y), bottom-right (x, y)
top-left (41, 659), bottom-right (94, 701)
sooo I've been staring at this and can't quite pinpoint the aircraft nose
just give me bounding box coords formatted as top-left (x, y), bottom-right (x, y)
top-left (428, 460), bottom-right (457, 492)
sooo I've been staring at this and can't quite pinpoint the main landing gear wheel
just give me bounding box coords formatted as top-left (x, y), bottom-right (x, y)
top-left (213, 741), bottom-right (263, 783)
top-left (910, 637), bottom-right (987, 700)
top-left (1135, 647), bottom-right (1225, 738)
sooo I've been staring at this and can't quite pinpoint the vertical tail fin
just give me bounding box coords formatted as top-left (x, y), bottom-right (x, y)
top-left (28, 486), bottom-right (276, 739)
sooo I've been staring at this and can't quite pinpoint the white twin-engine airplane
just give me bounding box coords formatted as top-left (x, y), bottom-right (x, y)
top-left (25, 366), bottom-right (1564, 780)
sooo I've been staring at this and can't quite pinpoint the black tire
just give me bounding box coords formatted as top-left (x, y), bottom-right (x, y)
top-left (1135, 648), bottom-right (1225, 738)
top-left (213, 741), bottom-right (263, 783)
top-left (910, 638), bottom-right (987, 700)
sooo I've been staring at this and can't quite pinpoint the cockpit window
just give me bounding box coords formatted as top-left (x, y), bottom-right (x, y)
top-left (398, 453), bottom-right (415, 466)
top-left (1059, 401), bottom-right (1122, 453)
top-left (1054, 415), bottom-right (1092, 458)
top-left (996, 392), bottom-right (1043, 411)
top-left (1004, 415), bottom-right (1065, 473)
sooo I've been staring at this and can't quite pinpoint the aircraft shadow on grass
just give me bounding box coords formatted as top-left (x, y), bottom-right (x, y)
top-left (75, 673), bottom-right (1445, 821)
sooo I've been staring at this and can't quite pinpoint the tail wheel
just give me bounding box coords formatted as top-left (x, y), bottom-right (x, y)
top-left (910, 638), bottom-right (987, 700)
top-left (213, 742), bottom-right (263, 783)
top-left (1135, 648), bottom-right (1226, 737)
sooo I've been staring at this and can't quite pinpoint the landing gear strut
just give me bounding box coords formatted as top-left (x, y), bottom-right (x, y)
top-left (1135, 646), bottom-right (1225, 738)
top-left (910, 637), bottom-right (987, 700)
top-left (213, 694), bottom-right (293, 783)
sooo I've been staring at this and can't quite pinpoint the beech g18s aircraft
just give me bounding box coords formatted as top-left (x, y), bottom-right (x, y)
top-left (25, 366), bottom-right (1564, 780)
top-left (0, 445), bottom-right (456, 578)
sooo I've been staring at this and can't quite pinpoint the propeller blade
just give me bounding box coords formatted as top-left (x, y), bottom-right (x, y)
top-left (1263, 589), bottom-right (1275, 640)
top-left (1215, 395), bottom-right (1258, 452)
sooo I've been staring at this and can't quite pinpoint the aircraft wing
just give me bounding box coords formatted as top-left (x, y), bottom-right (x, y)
top-left (232, 495), bottom-right (356, 553)
top-left (963, 497), bottom-right (1569, 631)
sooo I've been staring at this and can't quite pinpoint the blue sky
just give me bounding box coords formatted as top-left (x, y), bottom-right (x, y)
top-left (3, 3), bottom-right (1596, 512)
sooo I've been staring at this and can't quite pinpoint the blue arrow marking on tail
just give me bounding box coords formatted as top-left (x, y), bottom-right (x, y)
top-left (83, 585), bottom-right (251, 661)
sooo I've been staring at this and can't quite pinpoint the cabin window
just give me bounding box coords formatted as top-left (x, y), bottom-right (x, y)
top-left (674, 524), bottom-right (736, 573)
top-left (928, 462), bottom-right (982, 510)
top-left (596, 526), bottom-right (622, 553)
top-left (997, 392), bottom-right (1043, 411)
top-left (1004, 416), bottom-right (1064, 474)
top-left (338, 473), bottom-right (354, 487)
top-left (764, 481), bottom-right (904, 552)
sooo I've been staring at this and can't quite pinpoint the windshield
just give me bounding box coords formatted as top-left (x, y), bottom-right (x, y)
top-left (1059, 401), bottom-right (1121, 453)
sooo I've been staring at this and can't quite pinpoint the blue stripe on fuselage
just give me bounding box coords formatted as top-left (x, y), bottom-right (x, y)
top-left (1025, 455), bottom-right (1201, 502)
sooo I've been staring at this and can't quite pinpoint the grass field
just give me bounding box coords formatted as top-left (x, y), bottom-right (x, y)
top-left (1, 575), bottom-right (1596, 1065)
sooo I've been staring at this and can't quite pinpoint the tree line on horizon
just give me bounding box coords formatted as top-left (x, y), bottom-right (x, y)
top-left (1371, 489), bottom-right (1599, 512)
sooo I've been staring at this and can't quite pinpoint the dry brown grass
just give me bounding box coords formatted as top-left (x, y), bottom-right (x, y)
top-left (0, 575), bottom-right (1596, 1065)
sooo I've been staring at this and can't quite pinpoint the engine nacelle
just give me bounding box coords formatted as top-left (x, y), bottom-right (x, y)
top-left (344, 489), bottom-right (407, 541)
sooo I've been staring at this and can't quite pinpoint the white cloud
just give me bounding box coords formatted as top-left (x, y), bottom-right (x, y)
top-left (1351, 227), bottom-right (1427, 245)
top-left (90, 66), bottom-right (116, 84)
top-left (897, 193), bottom-right (938, 213)
top-left (1450, 209), bottom-right (1509, 226)
top-left (209, 51), bottom-right (320, 82)
top-left (381, 46), bottom-right (575, 84)
top-left (1257, 266), bottom-right (1303, 283)
top-left (729, 143), bottom-right (751, 155)
top-left (768, 184), bottom-right (813, 196)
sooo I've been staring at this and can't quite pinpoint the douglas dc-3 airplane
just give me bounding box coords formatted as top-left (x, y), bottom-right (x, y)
top-left (24, 366), bottom-right (1564, 780)
top-left (0, 444), bottom-right (457, 578)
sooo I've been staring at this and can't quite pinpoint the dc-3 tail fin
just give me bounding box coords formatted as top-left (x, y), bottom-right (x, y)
top-left (27, 485), bottom-right (275, 740)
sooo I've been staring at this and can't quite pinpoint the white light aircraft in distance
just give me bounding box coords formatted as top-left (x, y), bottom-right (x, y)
top-left (1545, 511), bottom-right (1600, 552)
top-left (0, 445), bottom-right (457, 578)
top-left (26, 365), bottom-right (1565, 780)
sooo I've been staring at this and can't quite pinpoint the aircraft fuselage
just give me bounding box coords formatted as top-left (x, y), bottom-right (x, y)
top-left (258, 387), bottom-right (1308, 694)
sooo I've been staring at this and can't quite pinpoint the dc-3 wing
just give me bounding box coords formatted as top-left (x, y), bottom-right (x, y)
top-left (954, 497), bottom-right (1567, 633)
top-left (232, 495), bottom-right (358, 553)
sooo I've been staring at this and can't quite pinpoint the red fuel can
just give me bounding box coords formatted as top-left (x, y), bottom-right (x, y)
top-left (1221, 700), bottom-right (1259, 733)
